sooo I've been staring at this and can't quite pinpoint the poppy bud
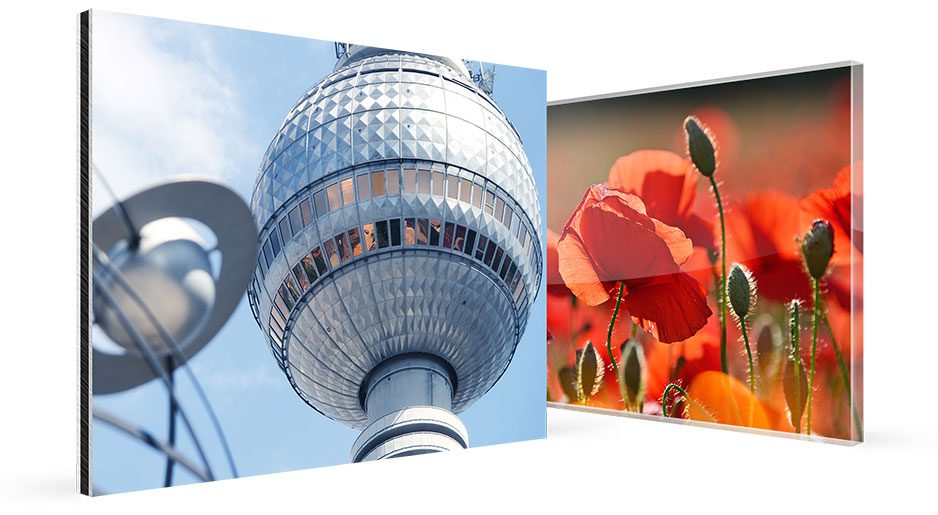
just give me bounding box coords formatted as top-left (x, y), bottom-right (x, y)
top-left (801, 220), bottom-right (834, 280)
top-left (788, 299), bottom-right (802, 349)
top-left (783, 299), bottom-right (807, 432)
top-left (684, 116), bottom-right (717, 177)
top-left (727, 262), bottom-right (757, 322)
top-left (618, 338), bottom-right (646, 412)
top-left (783, 356), bottom-right (809, 431)
top-left (755, 322), bottom-right (780, 378)
top-left (576, 341), bottom-right (604, 402)
top-left (558, 366), bottom-right (578, 404)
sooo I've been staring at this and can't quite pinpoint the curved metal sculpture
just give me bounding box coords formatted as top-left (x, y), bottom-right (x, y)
top-left (90, 176), bottom-right (257, 490)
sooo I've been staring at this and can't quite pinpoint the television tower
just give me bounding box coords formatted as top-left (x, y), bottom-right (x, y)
top-left (247, 45), bottom-right (541, 461)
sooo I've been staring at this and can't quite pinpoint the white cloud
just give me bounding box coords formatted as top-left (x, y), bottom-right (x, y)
top-left (91, 11), bottom-right (254, 215)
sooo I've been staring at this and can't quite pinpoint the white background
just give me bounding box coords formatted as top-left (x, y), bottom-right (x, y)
top-left (1, 1), bottom-right (935, 512)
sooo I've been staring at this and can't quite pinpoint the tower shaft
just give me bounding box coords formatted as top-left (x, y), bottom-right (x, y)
top-left (350, 354), bottom-right (468, 462)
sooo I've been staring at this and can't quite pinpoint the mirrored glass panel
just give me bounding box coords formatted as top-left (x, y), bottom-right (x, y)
top-left (301, 254), bottom-right (318, 283)
top-left (371, 170), bottom-right (386, 197)
top-left (432, 171), bottom-right (444, 196)
top-left (387, 169), bottom-right (400, 195)
top-left (404, 218), bottom-right (416, 245)
top-left (417, 218), bottom-right (429, 245)
top-left (293, 263), bottom-right (309, 290)
top-left (341, 178), bottom-right (355, 206)
top-left (357, 173), bottom-right (371, 200)
top-left (348, 228), bottom-right (363, 256)
top-left (313, 189), bottom-right (328, 218)
top-left (417, 170), bottom-right (430, 194)
top-left (323, 239), bottom-right (340, 267)
top-left (326, 183), bottom-right (342, 211)
top-left (311, 246), bottom-right (328, 275)
top-left (388, 219), bottom-right (401, 246)
top-left (300, 198), bottom-right (314, 226)
top-left (403, 168), bottom-right (417, 194)
top-left (362, 223), bottom-right (376, 251)
top-left (429, 219), bottom-right (441, 246)
top-left (376, 220), bottom-right (390, 248)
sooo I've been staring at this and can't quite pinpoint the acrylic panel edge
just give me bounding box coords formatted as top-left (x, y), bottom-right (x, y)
top-left (547, 61), bottom-right (862, 107)
top-left (547, 402), bottom-right (859, 446)
top-left (77, 8), bottom-right (93, 496)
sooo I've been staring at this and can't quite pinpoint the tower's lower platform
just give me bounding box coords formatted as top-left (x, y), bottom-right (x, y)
top-left (350, 354), bottom-right (468, 462)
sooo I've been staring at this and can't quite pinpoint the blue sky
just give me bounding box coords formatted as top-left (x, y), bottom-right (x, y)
top-left (90, 11), bottom-right (546, 495)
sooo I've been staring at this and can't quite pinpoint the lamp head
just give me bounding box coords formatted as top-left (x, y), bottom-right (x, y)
top-left (94, 218), bottom-right (216, 356)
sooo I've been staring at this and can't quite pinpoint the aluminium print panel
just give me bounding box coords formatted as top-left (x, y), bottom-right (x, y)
top-left (80, 10), bottom-right (546, 495)
top-left (546, 63), bottom-right (862, 443)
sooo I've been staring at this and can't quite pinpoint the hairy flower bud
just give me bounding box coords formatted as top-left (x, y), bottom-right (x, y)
top-left (618, 338), bottom-right (646, 412)
top-left (783, 298), bottom-right (807, 432)
top-left (576, 342), bottom-right (604, 402)
top-left (788, 299), bottom-right (802, 351)
top-left (684, 116), bottom-right (717, 177)
top-left (801, 220), bottom-right (834, 280)
top-left (558, 366), bottom-right (578, 404)
top-left (727, 262), bottom-right (757, 322)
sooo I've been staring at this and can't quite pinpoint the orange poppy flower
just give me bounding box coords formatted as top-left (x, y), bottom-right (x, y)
top-left (607, 149), bottom-right (716, 251)
top-left (801, 163), bottom-right (863, 264)
top-left (557, 184), bottom-right (712, 343)
top-left (726, 190), bottom-right (812, 303)
top-left (759, 380), bottom-right (797, 434)
top-left (685, 371), bottom-right (771, 429)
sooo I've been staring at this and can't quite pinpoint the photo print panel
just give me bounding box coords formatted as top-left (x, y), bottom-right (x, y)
top-left (79, 10), bottom-right (546, 495)
top-left (546, 63), bottom-right (862, 444)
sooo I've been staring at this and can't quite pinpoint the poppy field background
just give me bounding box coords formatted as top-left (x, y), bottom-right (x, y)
top-left (546, 64), bottom-right (862, 441)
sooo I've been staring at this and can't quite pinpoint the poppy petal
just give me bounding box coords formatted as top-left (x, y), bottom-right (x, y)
top-left (546, 228), bottom-right (571, 297)
top-left (624, 273), bottom-right (712, 343)
top-left (557, 230), bottom-right (610, 306)
top-left (801, 164), bottom-right (861, 263)
top-left (651, 219), bottom-right (693, 266)
top-left (682, 213), bottom-right (716, 252)
top-left (576, 205), bottom-right (681, 282)
top-left (608, 150), bottom-right (697, 219)
top-left (687, 371), bottom-right (771, 429)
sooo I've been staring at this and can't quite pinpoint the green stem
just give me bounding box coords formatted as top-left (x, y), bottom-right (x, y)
top-left (662, 383), bottom-right (691, 418)
top-left (606, 282), bottom-right (625, 389)
top-left (790, 302), bottom-right (802, 434)
top-left (807, 279), bottom-right (820, 435)
top-left (740, 322), bottom-right (756, 394)
top-left (709, 176), bottom-right (729, 374)
top-left (819, 300), bottom-right (864, 441)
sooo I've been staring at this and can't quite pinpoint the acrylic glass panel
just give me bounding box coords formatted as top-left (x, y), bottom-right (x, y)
top-left (546, 63), bottom-right (863, 444)
top-left (81, 9), bottom-right (547, 496)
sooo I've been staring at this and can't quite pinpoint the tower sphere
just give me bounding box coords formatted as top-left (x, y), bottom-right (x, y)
top-left (247, 46), bottom-right (541, 457)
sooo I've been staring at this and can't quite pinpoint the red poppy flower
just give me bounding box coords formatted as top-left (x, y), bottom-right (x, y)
top-left (607, 149), bottom-right (716, 251)
top-left (546, 228), bottom-right (571, 297)
top-left (801, 163), bottom-right (863, 263)
top-left (725, 190), bottom-right (812, 303)
top-left (557, 184), bottom-right (712, 343)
